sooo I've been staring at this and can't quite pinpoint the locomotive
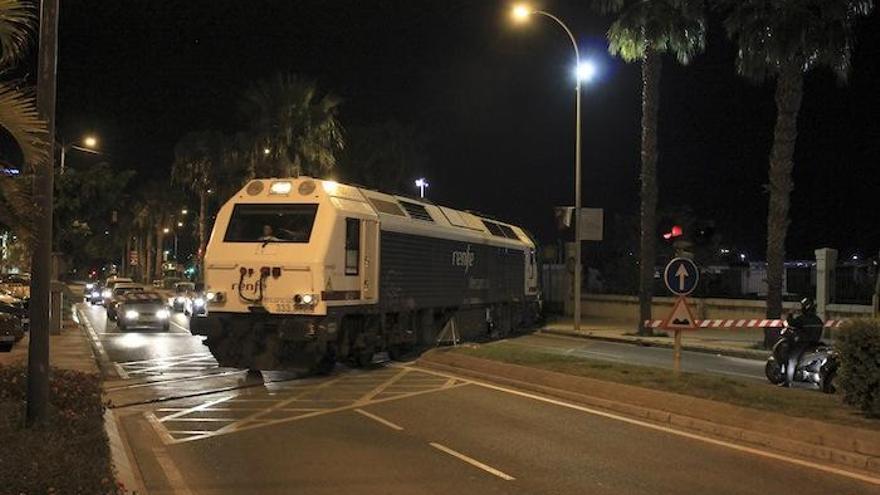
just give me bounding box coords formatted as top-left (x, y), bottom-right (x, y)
top-left (192, 177), bottom-right (540, 372)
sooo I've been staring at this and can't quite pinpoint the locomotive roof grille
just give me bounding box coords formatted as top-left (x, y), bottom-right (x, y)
top-left (367, 197), bottom-right (406, 217)
top-left (398, 200), bottom-right (435, 222)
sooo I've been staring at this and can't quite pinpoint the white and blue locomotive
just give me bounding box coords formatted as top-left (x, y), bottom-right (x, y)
top-left (193, 177), bottom-right (540, 371)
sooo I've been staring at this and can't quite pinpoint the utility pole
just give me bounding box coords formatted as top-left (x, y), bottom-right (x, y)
top-left (27, 0), bottom-right (60, 426)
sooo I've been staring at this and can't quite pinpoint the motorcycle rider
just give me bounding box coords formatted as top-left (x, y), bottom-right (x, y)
top-left (774, 297), bottom-right (825, 386)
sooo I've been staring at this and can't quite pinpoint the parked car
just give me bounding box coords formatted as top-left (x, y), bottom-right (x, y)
top-left (0, 293), bottom-right (27, 351)
top-left (106, 283), bottom-right (144, 321)
top-left (0, 273), bottom-right (30, 301)
top-left (116, 291), bottom-right (171, 331)
top-left (169, 282), bottom-right (195, 312)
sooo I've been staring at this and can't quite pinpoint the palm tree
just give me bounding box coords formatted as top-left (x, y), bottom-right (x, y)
top-left (0, 1), bottom-right (47, 242)
top-left (172, 130), bottom-right (224, 276)
top-left (338, 121), bottom-right (428, 194)
top-left (718, 0), bottom-right (874, 334)
top-left (240, 73), bottom-right (344, 178)
top-left (595, 0), bottom-right (707, 335)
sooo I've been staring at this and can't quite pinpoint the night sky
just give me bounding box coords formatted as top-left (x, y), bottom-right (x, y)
top-left (55, 1), bottom-right (880, 260)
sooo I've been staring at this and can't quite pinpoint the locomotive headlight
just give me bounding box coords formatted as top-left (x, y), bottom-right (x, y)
top-left (102, 289), bottom-right (112, 298)
top-left (294, 293), bottom-right (318, 306)
top-left (124, 310), bottom-right (139, 320)
top-left (155, 309), bottom-right (170, 319)
top-left (269, 181), bottom-right (292, 195)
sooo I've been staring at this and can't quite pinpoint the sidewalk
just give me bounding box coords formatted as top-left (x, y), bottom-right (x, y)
top-left (541, 316), bottom-right (770, 360)
top-left (0, 315), bottom-right (99, 374)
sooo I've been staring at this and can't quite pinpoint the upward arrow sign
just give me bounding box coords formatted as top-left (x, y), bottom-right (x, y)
top-left (675, 264), bottom-right (689, 291)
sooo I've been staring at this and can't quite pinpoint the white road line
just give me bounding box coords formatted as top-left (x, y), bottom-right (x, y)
top-left (706, 369), bottom-right (763, 380)
top-left (354, 408), bottom-right (404, 431)
top-left (113, 362), bottom-right (130, 380)
top-left (152, 447), bottom-right (194, 495)
top-left (429, 442), bottom-right (515, 481)
top-left (409, 366), bottom-right (880, 487)
top-left (170, 320), bottom-right (190, 332)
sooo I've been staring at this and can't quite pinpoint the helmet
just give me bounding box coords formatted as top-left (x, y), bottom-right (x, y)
top-left (800, 297), bottom-right (816, 314)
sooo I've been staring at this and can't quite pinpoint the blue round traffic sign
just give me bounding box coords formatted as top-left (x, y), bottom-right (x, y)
top-left (664, 258), bottom-right (699, 296)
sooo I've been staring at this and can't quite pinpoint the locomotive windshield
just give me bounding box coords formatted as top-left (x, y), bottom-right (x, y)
top-left (224, 204), bottom-right (318, 243)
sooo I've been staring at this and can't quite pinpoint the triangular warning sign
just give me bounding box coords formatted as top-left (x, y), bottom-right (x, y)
top-left (663, 297), bottom-right (697, 329)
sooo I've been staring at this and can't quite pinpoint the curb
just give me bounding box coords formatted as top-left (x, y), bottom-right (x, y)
top-left (105, 409), bottom-right (147, 495)
top-left (75, 305), bottom-right (123, 379)
top-left (417, 350), bottom-right (880, 476)
top-left (539, 327), bottom-right (769, 361)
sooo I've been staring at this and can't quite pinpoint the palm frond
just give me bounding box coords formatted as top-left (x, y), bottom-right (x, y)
top-left (0, 83), bottom-right (47, 166)
top-left (0, 0), bottom-right (36, 68)
top-left (603, 0), bottom-right (707, 64)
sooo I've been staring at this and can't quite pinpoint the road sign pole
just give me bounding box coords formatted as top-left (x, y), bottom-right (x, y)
top-left (673, 328), bottom-right (682, 375)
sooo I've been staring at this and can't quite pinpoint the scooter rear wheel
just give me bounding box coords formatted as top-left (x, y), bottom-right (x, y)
top-left (765, 358), bottom-right (786, 385)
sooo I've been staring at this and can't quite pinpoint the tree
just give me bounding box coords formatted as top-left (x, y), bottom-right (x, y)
top-left (595, 0), bottom-right (707, 335)
top-left (337, 121), bottom-right (428, 194)
top-left (0, 1), bottom-right (47, 243)
top-left (240, 73), bottom-right (344, 178)
top-left (718, 0), bottom-right (874, 337)
top-left (172, 130), bottom-right (223, 277)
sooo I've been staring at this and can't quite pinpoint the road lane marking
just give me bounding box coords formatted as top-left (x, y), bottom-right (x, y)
top-left (152, 447), bottom-right (195, 495)
top-left (113, 362), bottom-right (130, 380)
top-left (158, 396), bottom-right (234, 423)
top-left (355, 368), bottom-right (409, 404)
top-left (706, 369), bottom-right (763, 380)
top-left (170, 320), bottom-right (190, 333)
top-left (429, 442), bottom-right (515, 481)
top-left (354, 408), bottom-right (404, 431)
top-left (409, 365), bottom-right (880, 487)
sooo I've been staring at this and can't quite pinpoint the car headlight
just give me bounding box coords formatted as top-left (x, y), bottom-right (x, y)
top-left (124, 310), bottom-right (139, 320)
top-left (175, 296), bottom-right (186, 303)
top-left (102, 289), bottom-right (112, 298)
top-left (156, 309), bottom-right (170, 319)
top-left (91, 291), bottom-right (100, 298)
top-left (194, 298), bottom-right (205, 307)
top-left (86, 283), bottom-right (94, 290)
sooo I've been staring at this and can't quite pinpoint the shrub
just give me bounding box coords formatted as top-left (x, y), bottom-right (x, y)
top-left (837, 319), bottom-right (880, 418)
top-left (0, 365), bottom-right (123, 495)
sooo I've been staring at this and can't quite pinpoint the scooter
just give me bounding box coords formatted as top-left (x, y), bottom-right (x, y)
top-left (765, 321), bottom-right (838, 393)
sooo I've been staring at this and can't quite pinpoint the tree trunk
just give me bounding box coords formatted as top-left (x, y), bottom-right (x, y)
top-left (763, 67), bottom-right (803, 347)
top-left (638, 48), bottom-right (662, 336)
top-left (154, 229), bottom-right (165, 282)
top-left (144, 229), bottom-right (153, 285)
top-left (198, 189), bottom-right (207, 281)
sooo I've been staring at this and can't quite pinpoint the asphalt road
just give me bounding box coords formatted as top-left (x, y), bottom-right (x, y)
top-left (114, 365), bottom-right (879, 494)
top-left (75, 303), bottom-right (879, 493)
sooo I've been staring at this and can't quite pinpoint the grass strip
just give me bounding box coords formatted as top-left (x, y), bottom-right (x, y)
top-left (452, 341), bottom-right (880, 431)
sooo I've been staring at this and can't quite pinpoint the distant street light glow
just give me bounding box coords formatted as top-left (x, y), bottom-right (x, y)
top-left (415, 178), bottom-right (429, 198)
top-left (263, 147), bottom-right (271, 155)
top-left (181, 209), bottom-right (188, 215)
top-left (163, 228), bottom-right (170, 234)
top-left (177, 221), bottom-right (183, 227)
top-left (84, 136), bottom-right (97, 148)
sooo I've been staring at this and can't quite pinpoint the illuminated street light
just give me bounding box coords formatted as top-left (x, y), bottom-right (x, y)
top-left (84, 135), bottom-right (97, 148)
top-left (263, 147), bottom-right (271, 155)
top-left (60, 134), bottom-right (102, 174)
top-left (414, 178), bottom-right (429, 199)
top-left (511, 4), bottom-right (591, 332)
top-left (163, 227), bottom-right (170, 234)
top-left (511, 4), bottom-right (531, 22)
top-left (181, 208), bottom-right (188, 215)
top-left (177, 221), bottom-right (183, 227)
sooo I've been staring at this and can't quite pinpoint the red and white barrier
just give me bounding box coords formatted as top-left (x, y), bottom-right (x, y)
top-left (643, 319), bottom-right (846, 329)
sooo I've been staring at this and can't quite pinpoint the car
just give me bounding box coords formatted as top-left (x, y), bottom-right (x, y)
top-left (0, 293), bottom-right (27, 351)
top-left (106, 283), bottom-right (144, 321)
top-left (0, 273), bottom-right (30, 301)
top-left (84, 282), bottom-right (105, 305)
top-left (169, 282), bottom-right (195, 312)
top-left (101, 276), bottom-right (134, 306)
top-left (184, 289), bottom-right (210, 317)
top-left (116, 291), bottom-right (171, 331)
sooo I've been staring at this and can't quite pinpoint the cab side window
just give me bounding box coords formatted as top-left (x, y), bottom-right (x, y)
top-left (345, 218), bottom-right (360, 276)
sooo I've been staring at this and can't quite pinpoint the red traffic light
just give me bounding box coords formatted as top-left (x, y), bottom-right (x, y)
top-left (663, 225), bottom-right (683, 240)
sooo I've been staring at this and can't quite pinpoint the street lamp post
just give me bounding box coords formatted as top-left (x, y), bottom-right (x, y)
top-left (414, 178), bottom-right (429, 199)
top-left (512, 4), bottom-right (591, 331)
top-left (59, 135), bottom-right (100, 174)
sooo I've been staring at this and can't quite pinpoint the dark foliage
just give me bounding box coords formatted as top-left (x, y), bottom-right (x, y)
top-left (837, 319), bottom-right (880, 417)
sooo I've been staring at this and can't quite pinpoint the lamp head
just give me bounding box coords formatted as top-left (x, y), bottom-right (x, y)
top-left (511, 4), bottom-right (532, 23)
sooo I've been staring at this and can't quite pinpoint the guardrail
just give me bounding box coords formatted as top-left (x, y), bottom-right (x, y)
top-left (643, 319), bottom-right (846, 329)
